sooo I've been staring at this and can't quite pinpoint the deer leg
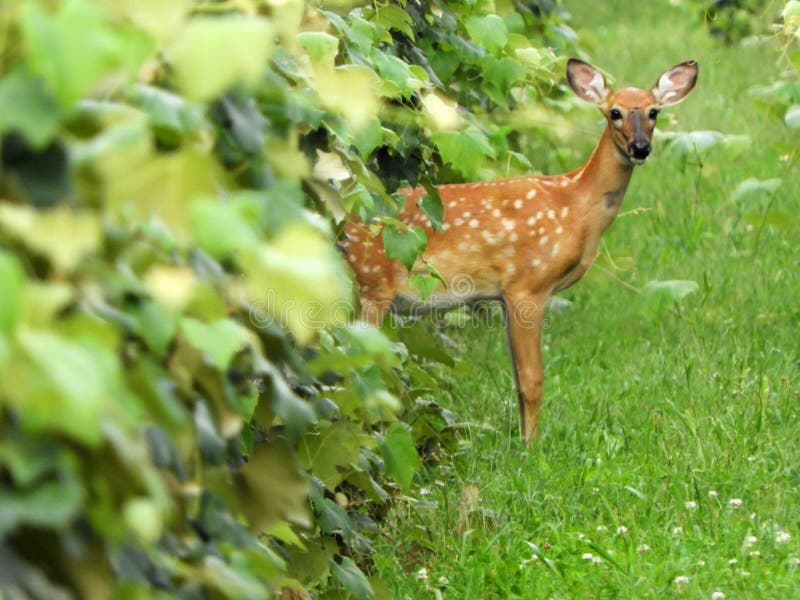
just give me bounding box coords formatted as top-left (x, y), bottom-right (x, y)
top-left (503, 291), bottom-right (547, 443)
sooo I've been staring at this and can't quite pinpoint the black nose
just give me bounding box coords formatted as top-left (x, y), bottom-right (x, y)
top-left (630, 140), bottom-right (651, 160)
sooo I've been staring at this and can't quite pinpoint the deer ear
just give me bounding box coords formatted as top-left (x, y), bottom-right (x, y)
top-left (651, 61), bottom-right (698, 106)
top-left (566, 59), bottom-right (609, 106)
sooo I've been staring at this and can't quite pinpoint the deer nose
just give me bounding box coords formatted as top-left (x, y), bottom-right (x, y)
top-left (629, 140), bottom-right (651, 160)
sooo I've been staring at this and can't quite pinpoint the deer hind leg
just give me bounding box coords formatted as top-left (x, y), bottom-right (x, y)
top-left (503, 291), bottom-right (547, 443)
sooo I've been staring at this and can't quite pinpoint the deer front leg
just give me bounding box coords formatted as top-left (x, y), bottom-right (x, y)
top-left (503, 291), bottom-right (548, 443)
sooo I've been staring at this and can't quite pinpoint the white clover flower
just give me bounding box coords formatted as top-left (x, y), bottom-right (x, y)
top-left (591, 556), bottom-right (602, 565)
top-left (749, 513), bottom-right (758, 521)
top-left (592, 486), bottom-right (600, 494)
top-left (674, 575), bottom-right (690, 585)
top-left (596, 525), bottom-right (608, 532)
top-left (728, 498), bottom-right (743, 509)
top-left (416, 568), bottom-right (429, 581)
top-left (697, 560), bottom-right (707, 567)
top-left (744, 535), bottom-right (758, 547)
top-left (749, 551), bottom-right (761, 557)
top-left (437, 576), bottom-right (450, 585)
top-left (582, 552), bottom-right (594, 561)
top-left (739, 570), bottom-right (751, 578)
top-left (685, 501), bottom-right (698, 510)
top-left (637, 543), bottom-right (651, 553)
top-left (616, 526), bottom-right (628, 535)
top-left (672, 526), bottom-right (684, 536)
top-left (711, 591), bottom-right (726, 600)
top-left (776, 531), bottom-right (792, 544)
top-left (728, 558), bottom-right (738, 566)
top-left (708, 490), bottom-right (718, 498)
top-left (747, 455), bottom-right (756, 463)
top-left (788, 557), bottom-right (800, 568)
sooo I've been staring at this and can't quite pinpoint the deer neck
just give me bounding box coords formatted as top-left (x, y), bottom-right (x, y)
top-left (572, 125), bottom-right (635, 216)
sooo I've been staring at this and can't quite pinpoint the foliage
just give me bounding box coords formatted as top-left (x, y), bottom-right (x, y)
top-left (0, 0), bottom-right (576, 597)
top-left (686, 0), bottom-right (772, 42)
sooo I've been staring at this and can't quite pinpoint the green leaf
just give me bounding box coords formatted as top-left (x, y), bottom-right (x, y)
top-left (785, 104), bottom-right (800, 127)
top-left (373, 4), bottom-right (414, 39)
top-left (379, 422), bottom-right (420, 492)
top-left (409, 274), bottom-right (439, 301)
top-left (22, 0), bottom-right (153, 108)
top-left (241, 223), bottom-right (351, 345)
top-left (4, 329), bottom-right (122, 446)
top-left (234, 442), bottom-right (310, 530)
top-left (465, 15), bottom-right (508, 55)
top-left (0, 252), bottom-right (24, 337)
top-left (170, 16), bottom-right (274, 101)
top-left (181, 318), bottom-right (248, 370)
top-left (299, 422), bottom-right (363, 489)
top-left (0, 205), bottom-right (101, 274)
top-left (664, 130), bottom-right (724, 157)
top-left (330, 556), bottom-right (373, 600)
top-left (641, 280), bottom-right (699, 319)
top-left (418, 192), bottom-right (443, 230)
top-left (732, 177), bottom-right (782, 203)
top-left (126, 84), bottom-right (207, 147)
top-left (296, 31), bottom-right (339, 69)
top-left (0, 71), bottom-right (61, 148)
top-left (382, 224), bottom-right (427, 271)
top-left (190, 196), bottom-right (260, 259)
top-left (432, 127), bottom-right (496, 178)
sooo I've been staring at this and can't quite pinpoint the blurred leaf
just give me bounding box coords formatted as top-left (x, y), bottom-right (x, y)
top-left (4, 328), bottom-right (122, 446)
top-left (330, 556), bottom-right (373, 600)
top-left (241, 223), bottom-right (351, 345)
top-left (190, 196), bottom-right (261, 258)
top-left (382, 224), bottom-right (426, 271)
top-left (170, 16), bottom-right (274, 101)
top-left (0, 252), bottom-right (24, 336)
top-left (126, 84), bottom-right (207, 146)
top-left (0, 71), bottom-right (61, 148)
top-left (465, 15), bottom-right (508, 54)
top-left (181, 318), bottom-right (249, 370)
top-left (432, 127), bottom-right (496, 178)
top-left (372, 4), bottom-right (414, 39)
top-left (664, 130), bottom-right (724, 157)
top-left (235, 442), bottom-right (310, 530)
top-left (300, 422), bottom-right (363, 489)
top-left (641, 279), bottom-right (699, 319)
top-left (378, 422), bottom-right (420, 492)
top-left (785, 104), bottom-right (800, 128)
top-left (409, 273), bottom-right (439, 300)
top-left (22, 0), bottom-right (152, 107)
top-left (120, 0), bottom-right (192, 43)
top-left (731, 177), bottom-right (782, 203)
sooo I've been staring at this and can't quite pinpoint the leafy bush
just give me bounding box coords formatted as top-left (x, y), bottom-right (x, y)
top-left (0, 0), bottom-right (576, 597)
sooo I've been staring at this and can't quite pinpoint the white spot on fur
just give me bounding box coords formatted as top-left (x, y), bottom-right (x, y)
top-left (531, 258), bottom-right (541, 267)
top-left (536, 211), bottom-right (543, 220)
top-left (526, 189), bottom-right (537, 200)
top-left (527, 216), bottom-right (537, 226)
top-left (448, 200), bottom-right (457, 208)
top-left (454, 218), bottom-right (464, 226)
top-left (538, 226), bottom-right (545, 235)
top-left (547, 210), bottom-right (556, 220)
top-left (502, 219), bottom-right (515, 232)
top-left (539, 235), bottom-right (549, 246)
top-left (513, 199), bottom-right (523, 209)
top-left (469, 219), bottom-right (479, 228)
top-left (463, 211), bottom-right (471, 218)
top-left (551, 242), bottom-right (560, 256)
top-left (492, 208), bottom-right (501, 217)
top-left (509, 232), bottom-right (518, 242)
top-left (442, 223), bottom-right (451, 231)
top-left (561, 206), bottom-right (570, 218)
top-left (457, 241), bottom-right (470, 251)
top-left (555, 225), bottom-right (564, 235)
top-left (503, 247), bottom-right (516, 256)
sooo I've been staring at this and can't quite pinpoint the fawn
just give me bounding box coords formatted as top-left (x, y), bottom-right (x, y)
top-left (342, 58), bottom-right (698, 441)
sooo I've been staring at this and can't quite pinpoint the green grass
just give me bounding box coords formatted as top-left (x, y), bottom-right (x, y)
top-left (372, 1), bottom-right (800, 598)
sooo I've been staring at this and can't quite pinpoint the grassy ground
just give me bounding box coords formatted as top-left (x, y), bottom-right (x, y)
top-left (372, 0), bottom-right (800, 598)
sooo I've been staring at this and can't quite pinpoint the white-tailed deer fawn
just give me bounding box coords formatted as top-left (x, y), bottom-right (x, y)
top-left (343, 59), bottom-right (698, 441)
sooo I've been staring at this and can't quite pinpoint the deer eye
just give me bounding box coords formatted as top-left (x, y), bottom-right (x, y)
top-left (609, 108), bottom-right (623, 120)
top-left (648, 108), bottom-right (659, 120)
